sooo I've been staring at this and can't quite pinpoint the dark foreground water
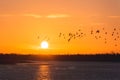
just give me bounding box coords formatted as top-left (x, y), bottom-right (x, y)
top-left (0, 61), bottom-right (120, 80)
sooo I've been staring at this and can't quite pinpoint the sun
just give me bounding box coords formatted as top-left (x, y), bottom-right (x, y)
top-left (40, 41), bottom-right (49, 49)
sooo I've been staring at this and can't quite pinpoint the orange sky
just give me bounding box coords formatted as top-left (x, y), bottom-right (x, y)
top-left (0, 0), bottom-right (120, 54)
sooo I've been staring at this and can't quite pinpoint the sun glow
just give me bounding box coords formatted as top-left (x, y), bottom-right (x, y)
top-left (41, 41), bottom-right (49, 49)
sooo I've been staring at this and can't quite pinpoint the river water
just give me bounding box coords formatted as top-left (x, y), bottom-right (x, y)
top-left (0, 61), bottom-right (120, 80)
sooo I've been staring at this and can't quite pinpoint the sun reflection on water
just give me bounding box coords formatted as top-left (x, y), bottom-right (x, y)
top-left (37, 64), bottom-right (51, 80)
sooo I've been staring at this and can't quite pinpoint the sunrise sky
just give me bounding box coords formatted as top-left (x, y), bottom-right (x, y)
top-left (0, 0), bottom-right (120, 54)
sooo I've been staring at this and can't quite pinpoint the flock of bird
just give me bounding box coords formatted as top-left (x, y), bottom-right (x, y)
top-left (37, 35), bottom-right (50, 42)
top-left (37, 27), bottom-right (120, 47)
top-left (59, 29), bottom-right (86, 42)
top-left (59, 27), bottom-right (120, 47)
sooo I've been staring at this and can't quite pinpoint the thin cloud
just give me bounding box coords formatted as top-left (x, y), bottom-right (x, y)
top-left (0, 14), bottom-right (70, 19)
top-left (23, 14), bottom-right (42, 18)
top-left (0, 14), bottom-right (42, 18)
top-left (0, 14), bottom-right (15, 17)
top-left (90, 23), bottom-right (105, 26)
top-left (108, 16), bottom-right (120, 18)
top-left (46, 14), bottom-right (70, 18)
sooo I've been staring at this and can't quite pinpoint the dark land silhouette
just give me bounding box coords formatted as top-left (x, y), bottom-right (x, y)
top-left (0, 53), bottom-right (120, 64)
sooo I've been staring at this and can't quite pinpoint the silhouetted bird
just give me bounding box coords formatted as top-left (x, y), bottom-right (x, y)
top-left (91, 30), bottom-right (93, 34)
top-left (103, 28), bottom-right (105, 30)
top-left (62, 34), bottom-right (66, 39)
top-left (112, 32), bottom-right (114, 36)
top-left (114, 28), bottom-right (116, 31)
top-left (59, 33), bottom-right (62, 37)
top-left (76, 32), bottom-right (78, 35)
top-left (117, 32), bottom-right (119, 35)
top-left (117, 36), bottom-right (119, 38)
top-left (105, 32), bottom-right (107, 35)
top-left (78, 29), bottom-right (81, 31)
top-left (37, 36), bottom-right (40, 39)
top-left (96, 30), bottom-right (100, 33)
top-left (114, 38), bottom-right (117, 41)
top-left (105, 41), bottom-right (107, 44)
top-left (99, 36), bottom-right (101, 38)
top-left (68, 37), bottom-right (72, 42)
top-left (95, 36), bottom-right (98, 39)
top-left (69, 33), bottom-right (72, 36)
top-left (112, 34), bottom-right (114, 36)
top-left (77, 35), bottom-right (81, 37)
top-left (115, 44), bottom-right (117, 46)
top-left (81, 33), bottom-right (83, 34)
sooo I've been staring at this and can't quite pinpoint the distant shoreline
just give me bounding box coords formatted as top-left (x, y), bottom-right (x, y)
top-left (0, 53), bottom-right (120, 65)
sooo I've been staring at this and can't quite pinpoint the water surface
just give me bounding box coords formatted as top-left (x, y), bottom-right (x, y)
top-left (0, 61), bottom-right (120, 80)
